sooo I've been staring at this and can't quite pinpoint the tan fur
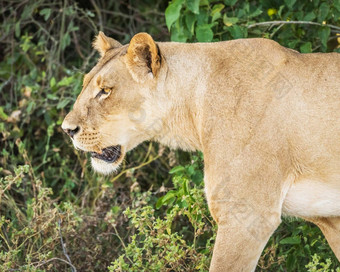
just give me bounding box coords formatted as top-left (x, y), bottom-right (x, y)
top-left (93, 31), bottom-right (122, 57)
top-left (62, 32), bottom-right (340, 271)
top-left (126, 32), bottom-right (161, 82)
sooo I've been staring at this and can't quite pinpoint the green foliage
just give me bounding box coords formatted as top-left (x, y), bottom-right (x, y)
top-left (109, 153), bottom-right (215, 271)
top-left (0, 164), bottom-right (82, 271)
top-left (305, 254), bottom-right (340, 272)
top-left (165, 0), bottom-right (340, 52)
top-left (259, 218), bottom-right (339, 271)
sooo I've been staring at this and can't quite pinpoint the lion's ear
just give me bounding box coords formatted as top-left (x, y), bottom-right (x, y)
top-left (93, 31), bottom-right (122, 57)
top-left (126, 33), bottom-right (161, 82)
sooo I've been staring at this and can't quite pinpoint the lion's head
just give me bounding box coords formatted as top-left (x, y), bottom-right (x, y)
top-left (61, 32), bottom-right (163, 174)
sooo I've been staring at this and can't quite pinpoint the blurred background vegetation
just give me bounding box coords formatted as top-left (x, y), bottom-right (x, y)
top-left (0, 0), bottom-right (339, 271)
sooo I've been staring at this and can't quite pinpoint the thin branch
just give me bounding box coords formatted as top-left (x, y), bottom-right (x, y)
top-left (34, 257), bottom-right (77, 270)
top-left (248, 20), bottom-right (340, 32)
top-left (112, 225), bottom-right (134, 264)
top-left (72, 31), bottom-right (85, 59)
top-left (90, 0), bottom-right (103, 32)
top-left (80, 49), bottom-right (97, 71)
top-left (58, 219), bottom-right (77, 272)
top-left (56, 0), bottom-right (67, 63)
top-left (269, 24), bottom-right (285, 38)
top-left (103, 26), bottom-right (127, 36)
top-left (30, 18), bottom-right (57, 43)
top-left (100, 9), bottom-right (134, 19)
top-left (110, 154), bottom-right (161, 183)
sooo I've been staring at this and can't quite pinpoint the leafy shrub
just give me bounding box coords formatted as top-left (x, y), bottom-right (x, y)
top-left (0, 164), bottom-right (82, 271)
top-left (109, 154), bottom-right (215, 271)
top-left (306, 254), bottom-right (340, 272)
top-left (165, 0), bottom-right (340, 53)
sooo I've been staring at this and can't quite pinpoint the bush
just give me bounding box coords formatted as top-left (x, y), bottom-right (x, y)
top-left (109, 154), bottom-right (214, 272)
top-left (165, 0), bottom-right (340, 53)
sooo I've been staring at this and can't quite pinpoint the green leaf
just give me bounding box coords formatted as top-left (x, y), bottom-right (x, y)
top-left (61, 34), bottom-right (71, 50)
top-left (39, 8), bottom-right (51, 21)
top-left (211, 4), bottom-right (224, 22)
top-left (319, 26), bottom-right (330, 52)
top-left (186, 0), bottom-right (200, 14)
top-left (15, 22), bottom-right (21, 38)
top-left (295, 11), bottom-right (304, 21)
top-left (335, 0), bottom-right (340, 12)
top-left (50, 77), bottom-right (56, 88)
top-left (58, 76), bottom-right (74, 87)
top-left (284, 0), bottom-right (296, 9)
top-left (183, 179), bottom-right (189, 196)
top-left (167, 196), bottom-right (176, 206)
top-left (162, 191), bottom-right (176, 203)
top-left (249, 8), bottom-right (262, 18)
top-left (47, 94), bottom-right (58, 100)
top-left (192, 171), bottom-right (203, 185)
top-left (300, 42), bottom-right (312, 53)
top-left (187, 165), bottom-right (195, 176)
top-left (228, 25), bottom-right (245, 39)
top-left (279, 236), bottom-right (301, 245)
top-left (86, 10), bottom-right (95, 17)
top-left (185, 12), bottom-right (196, 34)
top-left (0, 107), bottom-right (8, 121)
top-left (181, 199), bottom-right (189, 208)
top-left (318, 2), bottom-right (329, 22)
top-left (287, 40), bottom-right (299, 49)
top-left (196, 24), bottom-right (213, 42)
top-left (224, 0), bottom-right (238, 6)
top-left (165, 0), bottom-right (184, 30)
top-left (211, 4), bottom-right (225, 16)
top-left (286, 254), bottom-right (296, 271)
top-left (277, 5), bottom-right (285, 17)
top-left (303, 11), bottom-right (316, 21)
top-left (171, 23), bottom-right (188, 42)
top-left (197, 8), bottom-right (209, 25)
top-left (47, 124), bottom-right (54, 137)
top-left (312, 0), bottom-right (320, 7)
top-left (26, 101), bottom-right (36, 114)
top-left (199, 0), bottom-right (209, 6)
top-left (169, 165), bottom-right (185, 174)
top-left (223, 14), bottom-right (239, 26)
top-left (244, 2), bottom-right (250, 13)
top-left (64, 6), bottom-right (74, 16)
top-left (156, 194), bottom-right (176, 209)
top-left (57, 99), bottom-right (70, 109)
top-left (156, 196), bottom-right (164, 209)
top-left (21, 5), bottom-right (34, 20)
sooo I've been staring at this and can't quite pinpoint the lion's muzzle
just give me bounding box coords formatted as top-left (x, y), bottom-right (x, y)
top-left (91, 145), bottom-right (122, 163)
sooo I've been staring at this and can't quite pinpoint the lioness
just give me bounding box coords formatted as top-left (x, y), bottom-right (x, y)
top-left (62, 32), bottom-right (340, 271)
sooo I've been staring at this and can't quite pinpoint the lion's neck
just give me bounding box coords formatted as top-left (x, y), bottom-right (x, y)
top-left (150, 47), bottom-right (206, 151)
top-left (153, 102), bottom-right (203, 151)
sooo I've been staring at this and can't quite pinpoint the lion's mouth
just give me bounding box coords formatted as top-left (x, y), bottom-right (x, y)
top-left (90, 145), bottom-right (122, 163)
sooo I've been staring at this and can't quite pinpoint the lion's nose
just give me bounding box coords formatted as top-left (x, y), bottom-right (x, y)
top-left (61, 119), bottom-right (80, 138)
top-left (63, 126), bottom-right (80, 138)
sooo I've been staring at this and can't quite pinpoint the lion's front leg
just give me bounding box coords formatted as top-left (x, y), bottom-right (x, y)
top-left (208, 204), bottom-right (281, 272)
top-left (204, 147), bottom-right (290, 272)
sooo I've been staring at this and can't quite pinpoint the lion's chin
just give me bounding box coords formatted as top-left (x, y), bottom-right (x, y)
top-left (91, 157), bottom-right (121, 175)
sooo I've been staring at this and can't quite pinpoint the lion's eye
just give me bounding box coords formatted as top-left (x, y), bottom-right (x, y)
top-left (96, 88), bottom-right (111, 99)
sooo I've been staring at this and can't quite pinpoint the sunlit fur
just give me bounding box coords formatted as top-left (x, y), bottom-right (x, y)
top-left (62, 32), bottom-right (340, 271)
